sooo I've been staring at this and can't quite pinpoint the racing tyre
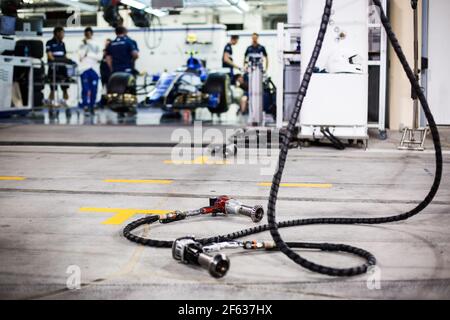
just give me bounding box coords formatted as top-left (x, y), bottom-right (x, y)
top-left (107, 73), bottom-right (136, 95)
top-left (204, 73), bottom-right (231, 114)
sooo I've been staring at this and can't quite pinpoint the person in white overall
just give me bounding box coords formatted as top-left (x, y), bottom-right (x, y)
top-left (78, 27), bottom-right (102, 115)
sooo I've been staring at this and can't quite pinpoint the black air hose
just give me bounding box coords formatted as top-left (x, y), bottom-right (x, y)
top-left (123, 0), bottom-right (443, 277)
top-left (265, 0), bottom-right (442, 276)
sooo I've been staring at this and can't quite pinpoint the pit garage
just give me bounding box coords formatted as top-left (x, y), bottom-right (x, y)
top-left (0, 0), bottom-right (449, 301)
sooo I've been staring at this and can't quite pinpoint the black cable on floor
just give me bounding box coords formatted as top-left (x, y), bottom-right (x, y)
top-left (320, 127), bottom-right (346, 150)
top-left (123, 0), bottom-right (443, 277)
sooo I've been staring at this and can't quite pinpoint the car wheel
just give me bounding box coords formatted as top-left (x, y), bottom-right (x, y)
top-left (204, 73), bottom-right (230, 114)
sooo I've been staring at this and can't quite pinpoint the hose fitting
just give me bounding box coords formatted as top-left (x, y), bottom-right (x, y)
top-left (243, 240), bottom-right (277, 250)
top-left (159, 211), bottom-right (187, 224)
top-left (172, 237), bottom-right (230, 278)
top-left (225, 199), bottom-right (264, 223)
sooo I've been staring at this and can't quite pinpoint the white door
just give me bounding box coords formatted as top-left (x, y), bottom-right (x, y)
top-left (427, 0), bottom-right (450, 125)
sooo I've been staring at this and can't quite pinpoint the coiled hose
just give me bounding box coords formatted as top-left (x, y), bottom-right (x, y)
top-left (123, 0), bottom-right (443, 277)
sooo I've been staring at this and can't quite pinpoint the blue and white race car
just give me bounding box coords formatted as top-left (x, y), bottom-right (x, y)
top-left (146, 51), bottom-right (232, 115)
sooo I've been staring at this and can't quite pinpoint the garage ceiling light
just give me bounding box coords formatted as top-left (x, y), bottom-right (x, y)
top-left (120, 0), bottom-right (168, 17)
top-left (121, 0), bottom-right (147, 10)
top-left (235, 0), bottom-right (250, 12)
top-left (119, 0), bottom-right (250, 15)
top-left (219, 0), bottom-right (250, 13)
top-left (145, 7), bottom-right (168, 17)
top-left (51, 0), bottom-right (97, 12)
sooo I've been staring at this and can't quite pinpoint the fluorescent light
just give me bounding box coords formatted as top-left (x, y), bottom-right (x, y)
top-left (229, 5), bottom-right (243, 14)
top-left (121, 0), bottom-right (168, 17)
top-left (237, 0), bottom-right (249, 12)
top-left (220, 0), bottom-right (249, 14)
top-left (121, 0), bottom-right (147, 10)
top-left (144, 8), bottom-right (168, 17)
top-left (52, 0), bottom-right (97, 12)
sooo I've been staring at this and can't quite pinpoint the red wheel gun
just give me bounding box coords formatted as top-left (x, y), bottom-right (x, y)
top-left (159, 196), bottom-right (264, 224)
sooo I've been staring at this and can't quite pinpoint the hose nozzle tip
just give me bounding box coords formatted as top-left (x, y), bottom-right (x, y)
top-left (225, 200), bottom-right (265, 223)
top-left (199, 253), bottom-right (230, 278)
top-left (250, 205), bottom-right (264, 223)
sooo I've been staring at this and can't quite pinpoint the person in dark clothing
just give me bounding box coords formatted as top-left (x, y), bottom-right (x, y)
top-left (244, 33), bottom-right (268, 71)
top-left (105, 26), bottom-right (139, 74)
top-left (222, 35), bottom-right (241, 78)
top-left (46, 26), bottom-right (69, 103)
top-left (100, 38), bottom-right (112, 87)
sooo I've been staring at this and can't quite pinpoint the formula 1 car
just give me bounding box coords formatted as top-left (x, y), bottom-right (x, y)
top-left (145, 51), bottom-right (232, 115)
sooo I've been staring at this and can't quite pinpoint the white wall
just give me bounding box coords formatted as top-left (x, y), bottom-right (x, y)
top-left (427, 0), bottom-right (450, 125)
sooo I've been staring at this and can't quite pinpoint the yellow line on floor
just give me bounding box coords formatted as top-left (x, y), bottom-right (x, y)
top-left (0, 176), bottom-right (26, 181)
top-left (104, 179), bottom-right (173, 184)
top-left (258, 182), bottom-right (333, 188)
top-left (79, 207), bottom-right (172, 225)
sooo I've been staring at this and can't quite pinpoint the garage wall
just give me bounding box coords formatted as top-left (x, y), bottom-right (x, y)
top-left (427, 0), bottom-right (450, 125)
top-left (388, 0), bottom-right (422, 130)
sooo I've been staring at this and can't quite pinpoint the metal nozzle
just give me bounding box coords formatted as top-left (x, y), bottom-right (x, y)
top-left (225, 199), bottom-right (264, 223)
top-left (172, 237), bottom-right (230, 278)
top-left (198, 253), bottom-right (230, 278)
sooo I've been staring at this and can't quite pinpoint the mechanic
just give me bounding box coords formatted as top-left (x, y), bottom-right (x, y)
top-left (46, 26), bottom-right (70, 105)
top-left (78, 27), bottom-right (102, 114)
top-left (222, 35), bottom-right (241, 78)
top-left (244, 33), bottom-right (268, 72)
top-left (125, 29), bottom-right (140, 76)
top-left (105, 26), bottom-right (139, 74)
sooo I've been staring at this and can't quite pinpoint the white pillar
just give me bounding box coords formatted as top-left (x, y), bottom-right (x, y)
top-left (288, 0), bottom-right (301, 25)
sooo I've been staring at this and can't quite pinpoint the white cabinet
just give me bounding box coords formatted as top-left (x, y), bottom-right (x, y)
top-left (299, 0), bottom-right (370, 141)
top-left (301, 74), bottom-right (368, 127)
top-left (426, 0), bottom-right (450, 125)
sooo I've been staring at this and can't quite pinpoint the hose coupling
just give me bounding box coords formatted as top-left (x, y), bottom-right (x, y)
top-left (159, 211), bottom-right (187, 224)
top-left (225, 199), bottom-right (264, 223)
top-left (172, 237), bottom-right (230, 278)
top-left (203, 241), bottom-right (242, 253)
top-left (243, 240), bottom-right (277, 250)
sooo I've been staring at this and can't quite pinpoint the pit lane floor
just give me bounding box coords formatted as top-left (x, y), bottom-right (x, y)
top-left (0, 125), bottom-right (449, 300)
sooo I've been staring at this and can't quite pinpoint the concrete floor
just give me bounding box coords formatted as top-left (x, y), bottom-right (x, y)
top-left (0, 124), bottom-right (449, 300)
